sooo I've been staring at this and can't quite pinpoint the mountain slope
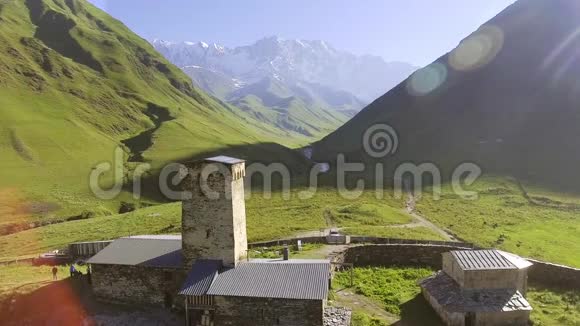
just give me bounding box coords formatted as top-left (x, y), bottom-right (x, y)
top-left (0, 0), bottom-right (311, 217)
top-left (313, 0), bottom-right (580, 189)
top-left (228, 77), bottom-right (349, 137)
top-left (153, 38), bottom-right (379, 138)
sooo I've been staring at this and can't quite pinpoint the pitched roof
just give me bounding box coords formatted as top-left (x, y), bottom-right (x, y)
top-left (86, 236), bottom-right (183, 268)
top-left (206, 260), bottom-right (330, 300)
top-left (205, 156), bottom-right (245, 165)
top-left (420, 272), bottom-right (532, 313)
top-left (497, 250), bottom-right (534, 269)
top-left (179, 260), bottom-right (222, 296)
top-left (452, 250), bottom-right (517, 270)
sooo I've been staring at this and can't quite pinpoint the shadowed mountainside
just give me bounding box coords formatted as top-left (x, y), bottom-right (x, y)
top-left (313, 0), bottom-right (580, 189)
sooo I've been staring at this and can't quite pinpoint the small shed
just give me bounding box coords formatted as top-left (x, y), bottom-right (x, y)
top-left (420, 249), bottom-right (533, 326)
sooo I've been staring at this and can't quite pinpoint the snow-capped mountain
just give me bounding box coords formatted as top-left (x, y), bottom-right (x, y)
top-left (151, 36), bottom-right (417, 103)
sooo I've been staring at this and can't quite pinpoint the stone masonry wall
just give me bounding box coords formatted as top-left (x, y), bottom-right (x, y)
top-left (527, 259), bottom-right (580, 289)
top-left (334, 245), bottom-right (580, 290)
top-left (339, 244), bottom-right (472, 269)
top-left (213, 296), bottom-right (324, 326)
top-left (92, 264), bottom-right (187, 307)
top-left (231, 167), bottom-right (248, 267)
top-left (181, 161), bottom-right (247, 267)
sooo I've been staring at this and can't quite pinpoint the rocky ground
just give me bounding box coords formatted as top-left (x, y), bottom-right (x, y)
top-left (324, 307), bottom-right (352, 326)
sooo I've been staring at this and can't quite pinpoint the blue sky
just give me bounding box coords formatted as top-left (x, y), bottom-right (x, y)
top-left (88, 0), bottom-right (516, 66)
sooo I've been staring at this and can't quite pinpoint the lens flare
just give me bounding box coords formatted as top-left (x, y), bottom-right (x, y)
top-left (407, 62), bottom-right (448, 96)
top-left (449, 25), bottom-right (504, 71)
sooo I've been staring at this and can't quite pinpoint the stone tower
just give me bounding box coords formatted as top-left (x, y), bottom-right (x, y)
top-left (181, 156), bottom-right (248, 267)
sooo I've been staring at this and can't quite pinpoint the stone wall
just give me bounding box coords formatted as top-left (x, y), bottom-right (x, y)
top-left (213, 296), bottom-right (324, 326)
top-left (92, 264), bottom-right (187, 307)
top-left (474, 311), bottom-right (530, 326)
top-left (527, 259), bottom-right (580, 289)
top-left (331, 245), bottom-right (580, 291)
top-left (336, 244), bottom-right (472, 269)
top-left (422, 288), bottom-right (465, 326)
top-left (181, 160), bottom-right (247, 268)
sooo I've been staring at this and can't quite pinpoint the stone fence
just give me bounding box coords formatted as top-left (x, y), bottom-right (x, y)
top-left (248, 236), bottom-right (474, 249)
top-left (527, 259), bottom-right (580, 289)
top-left (328, 244), bottom-right (580, 290)
top-left (330, 244), bottom-right (472, 270)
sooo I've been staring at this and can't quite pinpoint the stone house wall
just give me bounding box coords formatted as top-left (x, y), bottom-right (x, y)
top-left (181, 161), bottom-right (247, 268)
top-left (473, 310), bottom-right (530, 326)
top-left (443, 252), bottom-right (528, 292)
top-left (422, 288), bottom-right (465, 326)
top-left (213, 296), bottom-right (324, 326)
top-left (423, 288), bottom-right (530, 326)
top-left (92, 264), bottom-right (187, 307)
top-left (231, 166), bottom-right (248, 267)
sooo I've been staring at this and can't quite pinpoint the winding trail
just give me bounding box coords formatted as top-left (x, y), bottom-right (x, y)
top-left (294, 194), bottom-right (458, 241)
top-left (404, 194), bottom-right (457, 242)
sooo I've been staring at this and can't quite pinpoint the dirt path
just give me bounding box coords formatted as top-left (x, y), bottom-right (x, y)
top-left (294, 196), bottom-right (458, 241)
top-left (405, 194), bottom-right (457, 242)
top-left (334, 289), bottom-right (399, 324)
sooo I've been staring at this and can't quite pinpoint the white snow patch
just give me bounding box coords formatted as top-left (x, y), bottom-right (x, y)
top-left (296, 40), bottom-right (307, 48)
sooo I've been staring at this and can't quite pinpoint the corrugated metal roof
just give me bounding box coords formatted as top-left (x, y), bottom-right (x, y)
top-left (127, 235), bottom-right (181, 240)
top-left (205, 156), bottom-right (245, 165)
top-left (420, 272), bottom-right (532, 313)
top-left (207, 261), bottom-right (330, 300)
top-left (452, 250), bottom-right (516, 270)
top-left (497, 250), bottom-right (534, 269)
top-left (179, 260), bottom-right (222, 296)
top-left (86, 236), bottom-right (182, 268)
top-left (249, 258), bottom-right (330, 264)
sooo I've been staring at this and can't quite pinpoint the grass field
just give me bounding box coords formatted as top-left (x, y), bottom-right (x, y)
top-left (416, 177), bottom-right (580, 267)
top-left (0, 263), bottom-right (88, 299)
top-left (527, 286), bottom-right (580, 326)
top-left (334, 267), bottom-right (580, 326)
top-left (0, 188), bottom-right (427, 260)
top-left (334, 267), bottom-right (434, 316)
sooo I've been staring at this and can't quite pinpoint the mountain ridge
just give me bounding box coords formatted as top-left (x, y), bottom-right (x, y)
top-left (152, 36), bottom-right (418, 103)
top-left (312, 0), bottom-right (580, 189)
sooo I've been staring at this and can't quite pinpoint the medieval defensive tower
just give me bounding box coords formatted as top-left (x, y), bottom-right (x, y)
top-left (181, 156), bottom-right (248, 267)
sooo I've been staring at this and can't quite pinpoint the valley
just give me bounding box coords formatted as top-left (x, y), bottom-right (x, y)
top-left (1, 0), bottom-right (580, 325)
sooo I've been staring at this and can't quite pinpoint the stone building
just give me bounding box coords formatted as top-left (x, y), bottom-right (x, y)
top-left (87, 156), bottom-right (330, 326)
top-left (420, 249), bottom-right (533, 326)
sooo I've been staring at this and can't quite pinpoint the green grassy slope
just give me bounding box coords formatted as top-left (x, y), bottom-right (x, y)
top-left (0, 0), bottom-right (312, 218)
top-left (416, 177), bottom-right (580, 267)
top-left (229, 77), bottom-right (350, 138)
top-left (0, 188), bottom-right (430, 260)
